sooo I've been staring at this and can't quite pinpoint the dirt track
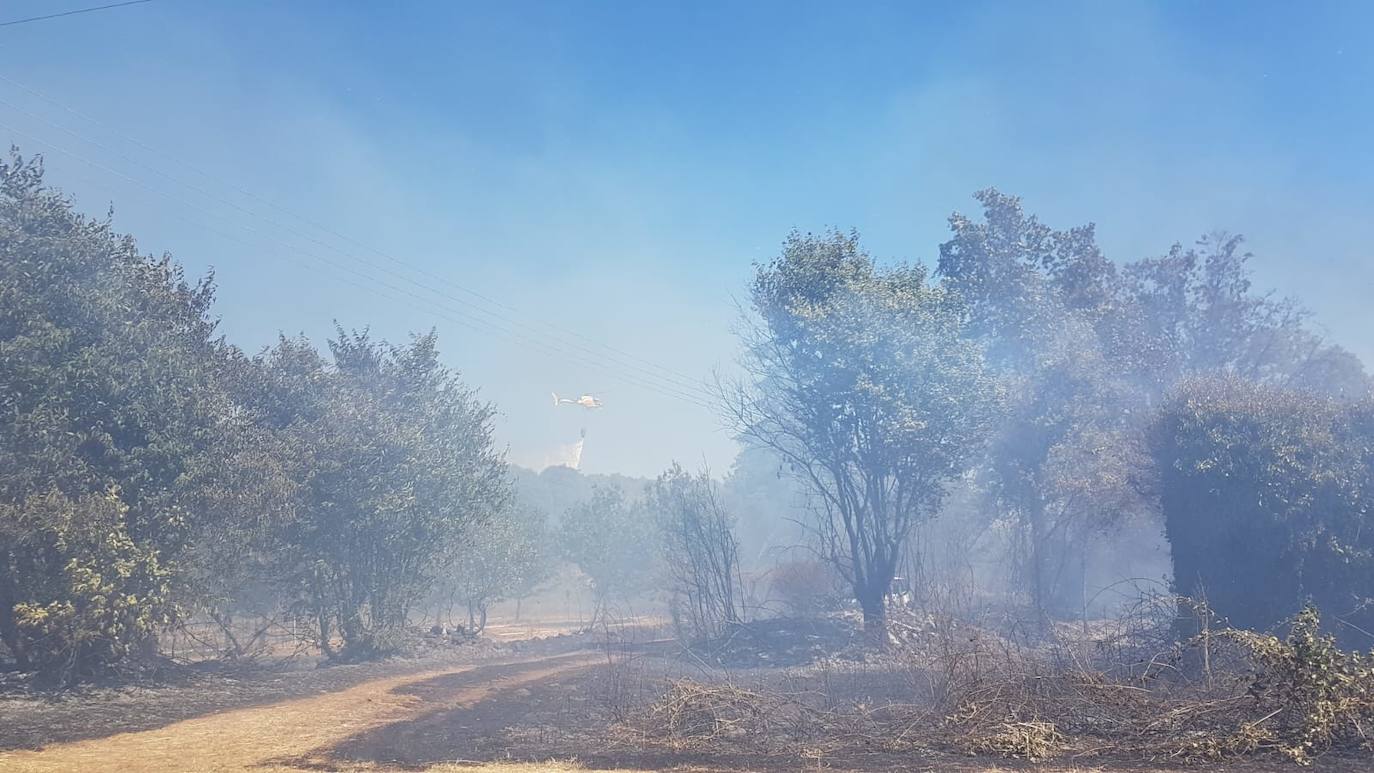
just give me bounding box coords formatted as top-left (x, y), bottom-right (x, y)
top-left (0, 651), bottom-right (604, 773)
top-left (2, 641), bottom-right (1363, 773)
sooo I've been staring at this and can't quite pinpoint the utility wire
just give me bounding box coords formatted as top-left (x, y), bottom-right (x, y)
top-left (0, 120), bottom-right (718, 410)
top-left (0, 73), bottom-right (712, 396)
top-left (0, 0), bottom-right (153, 28)
top-left (0, 91), bottom-right (718, 405)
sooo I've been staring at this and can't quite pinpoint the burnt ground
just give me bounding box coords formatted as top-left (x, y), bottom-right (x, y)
top-left (306, 659), bottom-right (943, 772)
top-left (3, 617), bottom-right (1373, 771)
top-left (0, 628), bottom-right (594, 752)
top-left (299, 656), bottom-right (1356, 773)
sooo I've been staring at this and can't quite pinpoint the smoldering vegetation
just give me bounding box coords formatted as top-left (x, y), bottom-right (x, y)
top-left (4, 149), bottom-right (1374, 769)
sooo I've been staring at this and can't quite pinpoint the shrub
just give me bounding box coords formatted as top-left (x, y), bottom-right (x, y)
top-left (1151, 376), bottom-right (1374, 640)
top-left (650, 464), bottom-right (744, 645)
top-left (769, 559), bottom-right (844, 618)
top-left (1224, 606), bottom-right (1374, 763)
top-left (0, 490), bottom-right (174, 683)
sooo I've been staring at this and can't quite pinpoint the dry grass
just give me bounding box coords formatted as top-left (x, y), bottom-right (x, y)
top-left (5, 604), bottom-right (1372, 772)
top-left (622, 607), bottom-right (1374, 770)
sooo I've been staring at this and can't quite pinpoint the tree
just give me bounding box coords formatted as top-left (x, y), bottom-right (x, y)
top-left (938, 190), bottom-right (1152, 618)
top-left (0, 491), bottom-right (173, 681)
top-left (721, 443), bottom-right (813, 569)
top-left (933, 191), bottom-right (1369, 620)
top-left (1151, 376), bottom-right (1374, 642)
top-left (176, 393), bottom-right (305, 659)
top-left (435, 505), bottom-right (550, 635)
top-left (241, 330), bottom-right (509, 660)
top-left (560, 485), bottom-right (658, 625)
top-left (1117, 233), bottom-right (1369, 401)
top-left (649, 463), bottom-right (743, 644)
top-left (726, 230), bottom-right (1001, 642)
top-left (0, 151), bottom-right (234, 680)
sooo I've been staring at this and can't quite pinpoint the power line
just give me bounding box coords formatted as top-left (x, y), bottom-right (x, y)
top-left (5, 122), bottom-right (716, 410)
top-left (0, 0), bottom-right (153, 28)
top-left (0, 90), bottom-right (719, 405)
top-left (0, 73), bottom-right (713, 395)
top-left (0, 120), bottom-right (719, 411)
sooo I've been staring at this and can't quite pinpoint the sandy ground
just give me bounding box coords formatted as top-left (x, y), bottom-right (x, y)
top-left (0, 651), bottom-right (604, 773)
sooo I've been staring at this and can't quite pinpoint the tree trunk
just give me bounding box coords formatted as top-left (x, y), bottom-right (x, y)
top-left (317, 609), bottom-right (336, 659)
top-left (1026, 500), bottom-right (1052, 628)
top-left (858, 586), bottom-right (889, 648)
top-left (0, 570), bottom-right (29, 669)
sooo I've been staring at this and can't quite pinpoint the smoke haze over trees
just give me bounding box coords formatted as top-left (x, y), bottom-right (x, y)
top-left (0, 152), bottom-right (509, 679)
top-left (2, 146), bottom-right (1372, 683)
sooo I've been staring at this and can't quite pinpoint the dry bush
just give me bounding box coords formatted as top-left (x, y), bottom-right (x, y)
top-left (932, 604), bottom-right (1374, 765)
top-left (965, 720), bottom-right (1066, 761)
top-left (768, 559), bottom-right (844, 618)
top-left (629, 604), bottom-right (1374, 767)
top-left (649, 680), bottom-right (781, 744)
top-left (1215, 607), bottom-right (1374, 763)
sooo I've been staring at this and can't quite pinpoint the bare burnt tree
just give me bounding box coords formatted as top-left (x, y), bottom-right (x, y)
top-left (723, 231), bottom-right (1000, 643)
top-left (650, 463), bottom-right (744, 644)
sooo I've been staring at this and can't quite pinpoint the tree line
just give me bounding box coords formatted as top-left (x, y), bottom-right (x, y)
top-left (727, 189), bottom-right (1373, 643)
top-left (0, 152), bottom-right (515, 681)
top-left (0, 150), bottom-right (749, 683)
top-left (5, 148), bottom-right (1373, 683)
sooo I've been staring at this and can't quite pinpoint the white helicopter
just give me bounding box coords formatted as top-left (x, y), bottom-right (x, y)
top-left (552, 392), bottom-right (603, 410)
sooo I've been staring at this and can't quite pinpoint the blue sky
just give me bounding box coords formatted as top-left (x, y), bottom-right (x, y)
top-left (1, 0), bottom-right (1370, 477)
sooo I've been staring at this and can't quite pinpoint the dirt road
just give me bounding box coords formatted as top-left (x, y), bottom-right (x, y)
top-left (0, 651), bottom-right (608, 773)
top-left (1, 642), bottom-right (1340, 773)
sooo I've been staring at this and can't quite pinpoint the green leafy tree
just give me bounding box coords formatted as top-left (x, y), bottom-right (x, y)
top-left (1151, 376), bottom-right (1374, 640)
top-left (436, 505), bottom-right (550, 634)
top-left (727, 230), bottom-right (1001, 641)
top-left (242, 330), bottom-right (509, 660)
top-left (0, 151), bottom-right (233, 680)
top-left (1118, 233), bottom-right (1369, 399)
top-left (938, 190), bottom-right (1150, 617)
top-left (935, 190), bottom-right (1368, 619)
top-left (177, 387), bottom-right (306, 658)
top-left (560, 485), bottom-right (658, 625)
top-left (0, 490), bottom-right (173, 682)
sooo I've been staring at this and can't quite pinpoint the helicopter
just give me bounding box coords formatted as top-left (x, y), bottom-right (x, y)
top-left (552, 392), bottom-right (603, 410)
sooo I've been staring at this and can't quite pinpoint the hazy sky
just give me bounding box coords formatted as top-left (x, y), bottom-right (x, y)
top-left (1, 1), bottom-right (1369, 477)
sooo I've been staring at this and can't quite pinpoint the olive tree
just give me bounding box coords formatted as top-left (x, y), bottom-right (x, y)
top-left (242, 331), bottom-right (509, 660)
top-left (435, 505), bottom-right (549, 635)
top-left (560, 485), bottom-right (658, 626)
top-left (937, 190), bottom-right (1154, 618)
top-left (726, 230), bottom-right (1001, 642)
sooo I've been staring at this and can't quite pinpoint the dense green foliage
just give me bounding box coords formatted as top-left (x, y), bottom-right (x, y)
top-left (726, 190), bottom-right (1370, 636)
top-left (0, 153), bottom-right (512, 678)
top-left (936, 190), bottom-right (1370, 618)
top-left (235, 331), bottom-right (509, 659)
top-left (0, 152), bottom-right (231, 680)
top-left (1153, 377), bottom-right (1374, 639)
top-left (5, 144), bottom-right (1373, 686)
